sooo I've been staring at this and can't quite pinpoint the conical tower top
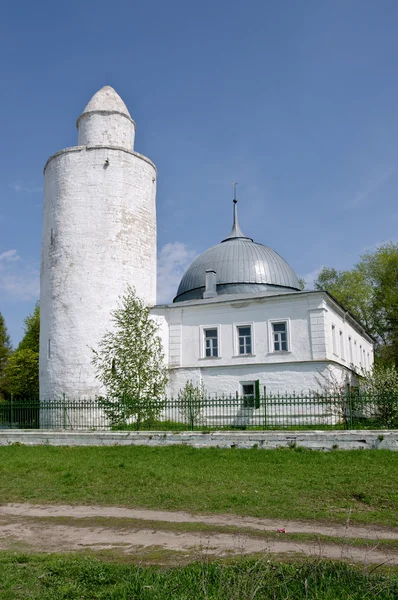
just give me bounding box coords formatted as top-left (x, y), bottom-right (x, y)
top-left (80, 86), bottom-right (133, 121)
top-left (77, 86), bottom-right (136, 150)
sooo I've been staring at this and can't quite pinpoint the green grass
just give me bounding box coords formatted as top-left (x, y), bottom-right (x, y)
top-left (0, 552), bottom-right (397, 599)
top-left (0, 445), bottom-right (397, 527)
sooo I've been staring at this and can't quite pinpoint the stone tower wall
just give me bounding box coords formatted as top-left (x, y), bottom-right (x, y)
top-left (40, 89), bottom-right (156, 400)
top-left (77, 112), bottom-right (136, 149)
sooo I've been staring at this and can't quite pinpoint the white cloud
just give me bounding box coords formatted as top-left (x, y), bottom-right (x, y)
top-left (157, 242), bottom-right (197, 304)
top-left (0, 249), bottom-right (21, 262)
top-left (9, 182), bottom-right (43, 194)
top-left (0, 242), bottom-right (197, 304)
top-left (0, 249), bottom-right (39, 301)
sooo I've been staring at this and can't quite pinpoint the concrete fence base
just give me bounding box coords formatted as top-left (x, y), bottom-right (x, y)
top-left (0, 430), bottom-right (398, 451)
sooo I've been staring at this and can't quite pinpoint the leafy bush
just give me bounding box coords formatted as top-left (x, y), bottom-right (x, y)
top-left (361, 364), bottom-right (398, 427)
top-left (92, 286), bottom-right (167, 429)
top-left (177, 380), bottom-right (207, 428)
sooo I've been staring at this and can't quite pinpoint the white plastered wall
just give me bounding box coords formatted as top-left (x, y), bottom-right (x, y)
top-left (40, 145), bottom-right (156, 399)
top-left (152, 291), bottom-right (373, 397)
top-left (324, 304), bottom-right (374, 373)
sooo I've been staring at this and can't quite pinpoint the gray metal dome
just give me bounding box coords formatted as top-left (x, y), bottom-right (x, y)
top-left (174, 201), bottom-right (300, 302)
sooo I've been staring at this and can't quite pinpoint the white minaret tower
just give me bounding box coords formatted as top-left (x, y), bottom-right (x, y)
top-left (40, 86), bottom-right (157, 399)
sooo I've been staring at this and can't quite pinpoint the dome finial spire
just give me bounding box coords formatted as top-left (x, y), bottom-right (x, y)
top-left (221, 183), bottom-right (253, 242)
top-left (232, 180), bottom-right (238, 202)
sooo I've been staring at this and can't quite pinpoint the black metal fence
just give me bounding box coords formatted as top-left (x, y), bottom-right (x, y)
top-left (1, 391), bottom-right (397, 430)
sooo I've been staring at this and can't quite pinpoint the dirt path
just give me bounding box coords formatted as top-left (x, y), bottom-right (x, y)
top-left (1, 503), bottom-right (397, 565)
top-left (1, 503), bottom-right (397, 541)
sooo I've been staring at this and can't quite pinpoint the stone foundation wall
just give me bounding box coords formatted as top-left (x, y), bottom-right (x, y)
top-left (0, 430), bottom-right (397, 451)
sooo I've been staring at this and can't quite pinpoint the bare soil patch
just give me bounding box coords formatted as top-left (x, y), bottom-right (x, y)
top-left (0, 503), bottom-right (397, 565)
top-left (1, 503), bottom-right (397, 540)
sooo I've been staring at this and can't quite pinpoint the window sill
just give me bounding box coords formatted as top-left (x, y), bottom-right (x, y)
top-left (232, 354), bottom-right (256, 358)
top-left (268, 351), bottom-right (291, 355)
top-left (199, 356), bottom-right (222, 360)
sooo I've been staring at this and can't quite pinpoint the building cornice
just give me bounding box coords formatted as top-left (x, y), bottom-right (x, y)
top-left (167, 358), bottom-right (359, 372)
top-left (154, 290), bottom-right (316, 310)
top-left (44, 145), bottom-right (156, 173)
top-left (152, 289), bottom-right (374, 345)
top-left (322, 291), bottom-right (374, 344)
top-left (76, 109), bottom-right (136, 128)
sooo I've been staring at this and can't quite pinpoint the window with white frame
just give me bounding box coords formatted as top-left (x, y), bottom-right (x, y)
top-left (331, 324), bottom-right (337, 354)
top-left (237, 325), bottom-right (252, 355)
top-left (272, 322), bottom-right (288, 352)
top-left (360, 344), bottom-right (362, 365)
top-left (339, 330), bottom-right (344, 360)
top-left (204, 328), bottom-right (218, 357)
top-left (348, 335), bottom-right (353, 364)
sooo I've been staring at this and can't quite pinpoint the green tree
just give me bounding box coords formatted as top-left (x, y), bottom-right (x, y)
top-left (17, 302), bottom-right (40, 353)
top-left (361, 244), bottom-right (398, 365)
top-left (314, 243), bottom-right (398, 365)
top-left (4, 349), bottom-right (39, 399)
top-left (0, 313), bottom-right (12, 399)
top-left (360, 363), bottom-right (398, 428)
top-left (3, 303), bottom-right (40, 399)
top-left (297, 277), bottom-right (306, 291)
top-left (314, 267), bottom-right (373, 331)
top-left (92, 286), bottom-right (168, 428)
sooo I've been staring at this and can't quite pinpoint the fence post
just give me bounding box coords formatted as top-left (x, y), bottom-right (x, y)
top-left (346, 383), bottom-right (353, 429)
top-left (63, 393), bottom-right (66, 430)
top-left (189, 387), bottom-right (194, 431)
top-left (10, 394), bottom-right (14, 429)
top-left (263, 386), bottom-right (267, 430)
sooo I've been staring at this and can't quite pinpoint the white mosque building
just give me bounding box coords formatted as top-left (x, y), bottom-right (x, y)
top-left (40, 86), bottom-right (373, 403)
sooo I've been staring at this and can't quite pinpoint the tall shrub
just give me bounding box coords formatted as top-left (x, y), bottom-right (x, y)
top-left (92, 286), bottom-right (168, 428)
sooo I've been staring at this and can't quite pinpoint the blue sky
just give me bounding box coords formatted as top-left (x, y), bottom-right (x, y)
top-left (1, 0), bottom-right (398, 345)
